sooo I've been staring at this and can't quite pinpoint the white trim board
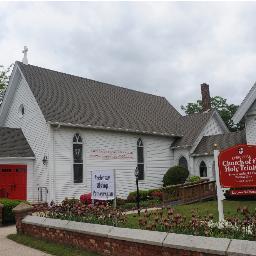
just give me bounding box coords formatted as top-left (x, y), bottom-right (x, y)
top-left (232, 82), bottom-right (256, 123)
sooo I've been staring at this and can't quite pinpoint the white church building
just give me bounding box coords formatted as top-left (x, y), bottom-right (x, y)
top-left (0, 55), bottom-right (246, 202)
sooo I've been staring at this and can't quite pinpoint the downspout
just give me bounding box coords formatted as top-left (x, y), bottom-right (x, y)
top-left (50, 123), bottom-right (61, 202)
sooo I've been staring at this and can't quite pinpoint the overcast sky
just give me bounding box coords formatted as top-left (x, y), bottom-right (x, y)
top-left (1, 2), bottom-right (256, 113)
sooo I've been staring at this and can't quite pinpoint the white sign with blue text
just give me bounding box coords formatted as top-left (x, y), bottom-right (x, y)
top-left (91, 170), bottom-right (115, 200)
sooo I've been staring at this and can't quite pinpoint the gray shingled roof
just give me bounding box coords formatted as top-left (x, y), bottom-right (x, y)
top-left (171, 110), bottom-right (214, 147)
top-left (0, 127), bottom-right (34, 157)
top-left (17, 62), bottom-right (182, 137)
top-left (193, 130), bottom-right (246, 156)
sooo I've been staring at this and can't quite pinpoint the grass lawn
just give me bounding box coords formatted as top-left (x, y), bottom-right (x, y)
top-left (125, 199), bottom-right (256, 229)
top-left (8, 234), bottom-right (99, 256)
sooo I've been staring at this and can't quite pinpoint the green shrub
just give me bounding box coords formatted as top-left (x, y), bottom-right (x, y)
top-left (119, 199), bottom-right (161, 210)
top-left (116, 198), bottom-right (126, 206)
top-left (0, 199), bottom-right (26, 224)
top-left (163, 166), bottom-right (189, 187)
top-left (127, 190), bottom-right (150, 202)
top-left (186, 176), bottom-right (201, 183)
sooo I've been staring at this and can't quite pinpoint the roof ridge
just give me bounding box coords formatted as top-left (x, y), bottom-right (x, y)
top-left (181, 109), bottom-right (214, 119)
top-left (16, 61), bottom-right (170, 101)
top-left (202, 129), bottom-right (245, 138)
top-left (171, 109), bottom-right (216, 148)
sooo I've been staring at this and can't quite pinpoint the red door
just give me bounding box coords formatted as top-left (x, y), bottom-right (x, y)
top-left (0, 165), bottom-right (27, 200)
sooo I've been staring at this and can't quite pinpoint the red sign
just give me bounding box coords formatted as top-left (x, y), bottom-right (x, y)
top-left (230, 189), bottom-right (256, 196)
top-left (218, 144), bottom-right (256, 188)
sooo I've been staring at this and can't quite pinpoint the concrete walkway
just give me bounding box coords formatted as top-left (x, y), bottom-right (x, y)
top-left (0, 225), bottom-right (51, 256)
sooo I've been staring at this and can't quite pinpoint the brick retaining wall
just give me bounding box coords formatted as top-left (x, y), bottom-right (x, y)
top-left (20, 220), bottom-right (221, 256)
top-left (15, 215), bottom-right (256, 256)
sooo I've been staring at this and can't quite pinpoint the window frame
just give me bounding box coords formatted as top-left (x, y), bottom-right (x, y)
top-left (178, 156), bottom-right (188, 170)
top-left (137, 138), bottom-right (145, 180)
top-left (73, 133), bottom-right (83, 184)
top-left (18, 104), bottom-right (25, 118)
top-left (199, 160), bottom-right (207, 177)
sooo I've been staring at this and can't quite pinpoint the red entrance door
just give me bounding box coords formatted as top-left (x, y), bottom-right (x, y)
top-left (0, 165), bottom-right (27, 200)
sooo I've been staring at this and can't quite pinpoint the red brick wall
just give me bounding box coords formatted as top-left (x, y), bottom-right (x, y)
top-left (21, 223), bottom-right (219, 256)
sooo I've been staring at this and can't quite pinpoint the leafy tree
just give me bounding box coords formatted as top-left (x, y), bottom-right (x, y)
top-left (181, 96), bottom-right (244, 131)
top-left (0, 64), bottom-right (13, 105)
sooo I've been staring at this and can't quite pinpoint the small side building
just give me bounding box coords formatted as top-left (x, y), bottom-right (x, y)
top-left (0, 127), bottom-right (34, 201)
top-left (191, 130), bottom-right (246, 179)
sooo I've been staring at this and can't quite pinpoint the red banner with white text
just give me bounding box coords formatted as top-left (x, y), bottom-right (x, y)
top-left (218, 144), bottom-right (256, 188)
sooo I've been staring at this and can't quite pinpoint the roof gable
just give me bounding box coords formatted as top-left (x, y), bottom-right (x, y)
top-left (0, 65), bottom-right (22, 126)
top-left (192, 130), bottom-right (246, 156)
top-left (172, 109), bottom-right (229, 149)
top-left (17, 62), bottom-right (182, 137)
top-left (232, 82), bottom-right (256, 123)
top-left (171, 110), bottom-right (214, 148)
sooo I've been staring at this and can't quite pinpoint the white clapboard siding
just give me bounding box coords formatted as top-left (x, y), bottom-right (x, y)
top-left (193, 115), bottom-right (224, 148)
top-left (52, 127), bottom-right (174, 201)
top-left (174, 115), bottom-right (225, 178)
top-left (244, 100), bottom-right (256, 144)
top-left (191, 115), bottom-right (225, 156)
top-left (4, 76), bottom-right (50, 202)
top-left (191, 116), bottom-right (226, 176)
top-left (245, 115), bottom-right (256, 145)
top-left (193, 156), bottom-right (215, 180)
top-left (203, 116), bottom-right (224, 136)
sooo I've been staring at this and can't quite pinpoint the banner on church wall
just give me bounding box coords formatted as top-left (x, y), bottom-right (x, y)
top-left (89, 149), bottom-right (134, 160)
top-left (91, 170), bottom-right (116, 200)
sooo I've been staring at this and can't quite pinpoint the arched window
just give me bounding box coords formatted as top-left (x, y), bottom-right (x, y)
top-left (178, 156), bottom-right (188, 170)
top-left (137, 138), bottom-right (144, 180)
top-left (73, 133), bottom-right (83, 183)
top-left (199, 161), bottom-right (207, 177)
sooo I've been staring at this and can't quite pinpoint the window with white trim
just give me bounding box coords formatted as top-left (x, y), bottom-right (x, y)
top-left (73, 133), bottom-right (83, 183)
top-left (199, 161), bottom-right (207, 177)
top-left (137, 138), bottom-right (144, 180)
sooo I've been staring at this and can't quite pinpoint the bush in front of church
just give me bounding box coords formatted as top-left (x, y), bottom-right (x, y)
top-left (163, 166), bottom-right (189, 186)
top-left (0, 198), bottom-right (27, 224)
top-left (80, 193), bottom-right (92, 205)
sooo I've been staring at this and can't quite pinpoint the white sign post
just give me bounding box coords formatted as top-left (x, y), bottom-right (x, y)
top-left (91, 170), bottom-right (116, 206)
top-left (213, 149), bottom-right (225, 223)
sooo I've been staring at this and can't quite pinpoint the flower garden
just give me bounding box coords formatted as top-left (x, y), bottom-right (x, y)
top-left (2, 166), bottom-right (255, 244)
top-left (30, 167), bottom-right (256, 241)
top-left (34, 196), bottom-right (256, 241)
